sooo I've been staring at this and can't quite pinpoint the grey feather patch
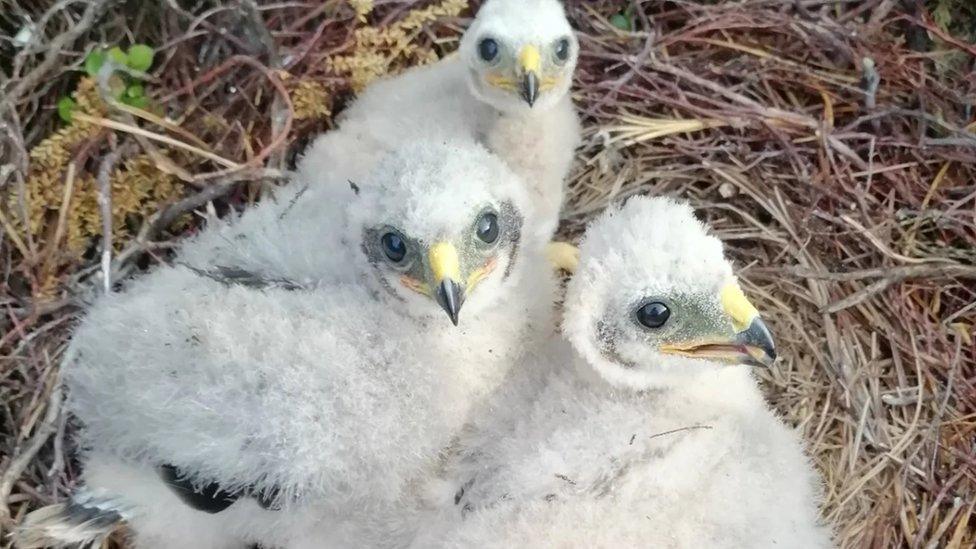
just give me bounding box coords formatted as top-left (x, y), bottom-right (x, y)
top-left (182, 264), bottom-right (304, 291)
top-left (596, 319), bottom-right (636, 369)
top-left (501, 201), bottom-right (523, 281)
top-left (278, 182), bottom-right (310, 220)
top-left (15, 491), bottom-right (133, 548)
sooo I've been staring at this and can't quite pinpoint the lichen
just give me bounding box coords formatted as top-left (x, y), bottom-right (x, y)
top-left (3, 78), bottom-right (182, 281)
top-left (328, 0), bottom-right (468, 91)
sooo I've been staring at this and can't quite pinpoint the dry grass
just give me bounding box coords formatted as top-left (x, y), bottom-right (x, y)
top-left (2, 1), bottom-right (975, 548)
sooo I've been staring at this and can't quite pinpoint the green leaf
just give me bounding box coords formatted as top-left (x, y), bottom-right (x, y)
top-left (126, 44), bottom-right (154, 72)
top-left (84, 50), bottom-right (106, 76)
top-left (126, 84), bottom-right (144, 98)
top-left (121, 95), bottom-right (150, 109)
top-left (610, 13), bottom-right (632, 31)
top-left (57, 97), bottom-right (77, 123)
top-left (108, 46), bottom-right (127, 65)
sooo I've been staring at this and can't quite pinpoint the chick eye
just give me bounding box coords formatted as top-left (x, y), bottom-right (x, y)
top-left (478, 38), bottom-right (499, 62)
top-left (381, 232), bottom-right (408, 263)
top-left (554, 38), bottom-right (571, 63)
top-left (636, 302), bottom-right (670, 329)
top-left (476, 212), bottom-right (499, 244)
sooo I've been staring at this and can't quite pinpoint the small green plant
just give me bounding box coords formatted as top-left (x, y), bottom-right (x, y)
top-left (59, 43), bottom-right (155, 122)
top-left (57, 97), bottom-right (78, 123)
top-left (609, 5), bottom-right (634, 32)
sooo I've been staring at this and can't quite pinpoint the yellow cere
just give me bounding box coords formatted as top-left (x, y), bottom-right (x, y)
top-left (429, 242), bottom-right (461, 283)
top-left (720, 282), bottom-right (760, 332)
top-left (518, 44), bottom-right (541, 73)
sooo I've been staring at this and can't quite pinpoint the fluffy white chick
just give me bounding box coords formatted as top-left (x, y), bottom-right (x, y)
top-left (19, 142), bottom-right (557, 549)
top-left (299, 0), bottom-right (581, 237)
top-left (418, 196), bottom-right (831, 549)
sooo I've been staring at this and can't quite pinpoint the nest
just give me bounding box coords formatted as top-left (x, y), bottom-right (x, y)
top-left (1, 1), bottom-right (974, 547)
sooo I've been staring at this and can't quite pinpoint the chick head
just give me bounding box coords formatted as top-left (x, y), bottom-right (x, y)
top-left (563, 196), bottom-right (776, 390)
top-left (460, 0), bottom-right (577, 112)
top-left (349, 141), bottom-right (533, 327)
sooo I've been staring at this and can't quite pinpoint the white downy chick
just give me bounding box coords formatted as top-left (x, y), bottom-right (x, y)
top-left (20, 141), bottom-right (557, 549)
top-left (418, 196), bottom-right (832, 549)
top-left (298, 0), bottom-right (581, 237)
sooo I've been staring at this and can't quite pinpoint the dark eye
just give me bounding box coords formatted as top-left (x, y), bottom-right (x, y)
top-left (554, 38), bottom-right (571, 63)
top-left (381, 232), bottom-right (407, 263)
top-left (478, 38), bottom-right (499, 62)
top-left (636, 302), bottom-right (670, 329)
top-left (476, 212), bottom-right (499, 244)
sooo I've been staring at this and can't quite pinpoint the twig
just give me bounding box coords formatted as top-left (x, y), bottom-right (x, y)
top-left (47, 163), bottom-right (77, 263)
top-left (786, 264), bottom-right (976, 282)
top-left (647, 424), bottom-right (713, 441)
top-left (900, 14), bottom-right (976, 57)
top-left (96, 147), bottom-right (121, 294)
top-left (1, 0), bottom-right (108, 107)
top-left (241, 0), bottom-right (287, 169)
top-left (820, 264), bottom-right (976, 314)
top-left (153, 55), bottom-right (293, 181)
top-left (0, 205), bottom-right (31, 261)
top-left (860, 57), bottom-right (880, 133)
top-left (71, 113), bottom-right (243, 169)
top-left (645, 55), bottom-right (818, 130)
top-left (0, 372), bottom-right (63, 528)
top-left (823, 277), bottom-right (896, 314)
top-left (109, 168), bottom-right (287, 276)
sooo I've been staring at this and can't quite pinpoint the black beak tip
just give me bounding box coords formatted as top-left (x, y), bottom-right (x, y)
top-left (435, 279), bottom-right (463, 327)
top-left (734, 317), bottom-right (777, 367)
top-left (521, 73), bottom-right (540, 107)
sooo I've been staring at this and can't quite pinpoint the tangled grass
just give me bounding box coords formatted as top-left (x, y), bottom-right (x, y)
top-left (1, 1), bottom-right (974, 547)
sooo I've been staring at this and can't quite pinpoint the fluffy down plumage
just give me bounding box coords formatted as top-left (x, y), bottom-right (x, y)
top-left (52, 141), bottom-right (557, 548)
top-left (298, 0), bottom-right (581, 237)
top-left (416, 196), bottom-right (832, 549)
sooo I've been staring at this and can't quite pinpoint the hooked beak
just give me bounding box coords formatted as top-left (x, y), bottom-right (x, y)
top-left (659, 283), bottom-right (777, 367)
top-left (732, 316), bottom-right (777, 367)
top-left (429, 242), bottom-right (465, 326)
top-left (518, 45), bottom-right (541, 107)
top-left (720, 282), bottom-right (776, 366)
top-left (435, 278), bottom-right (463, 327)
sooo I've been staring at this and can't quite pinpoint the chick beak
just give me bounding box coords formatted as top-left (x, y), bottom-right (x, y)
top-left (721, 282), bottom-right (776, 367)
top-left (429, 242), bottom-right (465, 326)
top-left (518, 45), bottom-right (542, 107)
top-left (733, 317), bottom-right (777, 367)
top-left (435, 278), bottom-right (464, 327)
top-left (521, 72), bottom-right (539, 107)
